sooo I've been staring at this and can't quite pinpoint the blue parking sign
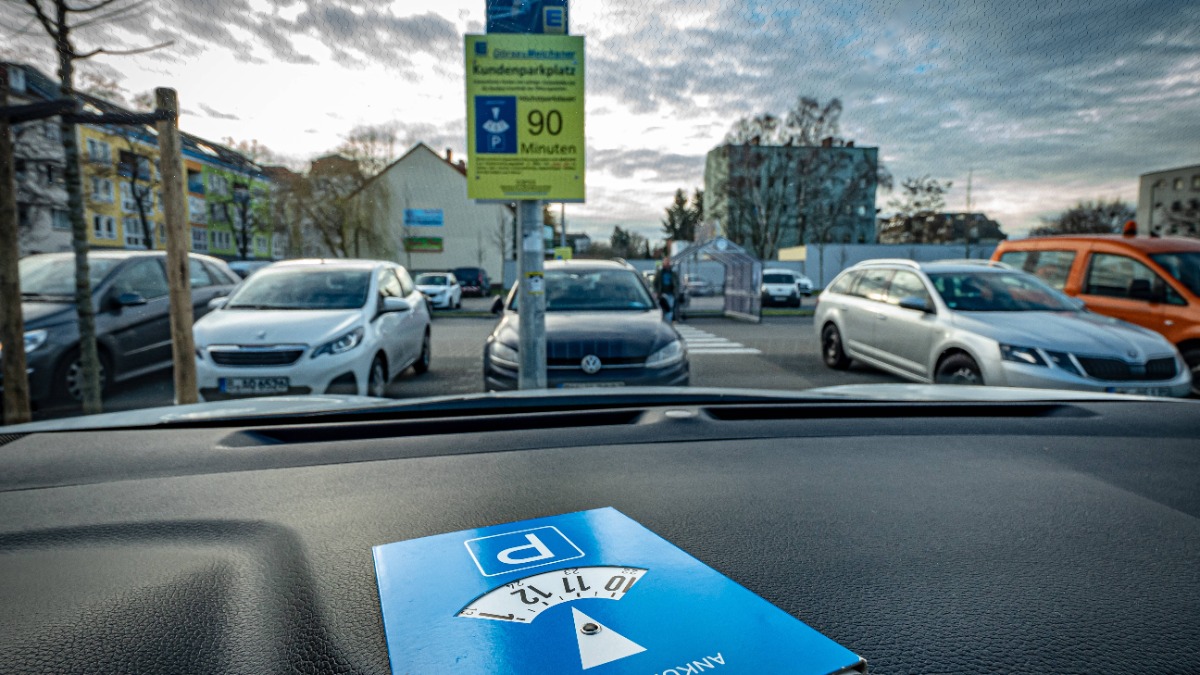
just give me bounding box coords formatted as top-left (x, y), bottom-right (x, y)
top-left (465, 525), bottom-right (585, 576)
top-left (475, 95), bottom-right (517, 154)
top-left (372, 508), bottom-right (865, 674)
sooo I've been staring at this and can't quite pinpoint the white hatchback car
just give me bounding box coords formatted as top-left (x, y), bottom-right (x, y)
top-left (195, 259), bottom-right (431, 400)
top-left (415, 272), bottom-right (462, 309)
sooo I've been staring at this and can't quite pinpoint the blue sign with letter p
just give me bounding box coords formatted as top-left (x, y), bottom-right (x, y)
top-left (465, 526), bottom-right (584, 577)
top-left (475, 96), bottom-right (517, 154)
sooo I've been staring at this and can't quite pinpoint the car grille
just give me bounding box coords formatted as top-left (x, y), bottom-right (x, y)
top-left (546, 340), bottom-right (646, 369)
top-left (209, 346), bottom-right (305, 367)
top-left (1076, 356), bottom-right (1177, 382)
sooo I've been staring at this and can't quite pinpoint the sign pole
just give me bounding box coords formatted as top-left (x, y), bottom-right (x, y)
top-left (518, 200), bottom-right (547, 389)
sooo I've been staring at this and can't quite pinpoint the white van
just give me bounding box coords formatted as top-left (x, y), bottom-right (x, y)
top-left (761, 268), bottom-right (812, 307)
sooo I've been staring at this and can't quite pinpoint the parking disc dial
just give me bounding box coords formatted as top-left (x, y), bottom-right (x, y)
top-left (457, 566), bottom-right (646, 623)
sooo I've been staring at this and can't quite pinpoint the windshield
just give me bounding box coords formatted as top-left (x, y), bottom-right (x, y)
top-left (1151, 252), bottom-right (1200, 296)
top-left (4, 0), bottom-right (1198, 430)
top-left (225, 268), bottom-right (370, 310)
top-left (19, 257), bottom-right (121, 298)
top-left (928, 272), bottom-right (1078, 312)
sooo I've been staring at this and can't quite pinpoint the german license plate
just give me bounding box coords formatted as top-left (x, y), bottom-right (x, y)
top-left (773, 296), bottom-right (789, 301)
top-left (560, 382), bottom-right (625, 388)
top-left (219, 377), bottom-right (290, 394)
top-left (1106, 386), bottom-right (1171, 397)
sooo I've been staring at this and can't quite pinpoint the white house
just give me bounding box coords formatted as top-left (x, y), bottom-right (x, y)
top-left (351, 143), bottom-right (514, 283)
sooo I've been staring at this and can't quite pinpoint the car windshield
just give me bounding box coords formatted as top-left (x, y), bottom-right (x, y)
top-left (225, 268), bottom-right (370, 310)
top-left (3, 0), bottom-right (1197, 430)
top-left (18, 257), bottom-right (121, 297)
top-left (928, 271), bottom-right (1078, 312)
top-left (1151, 252), bottom-right (1200, 296)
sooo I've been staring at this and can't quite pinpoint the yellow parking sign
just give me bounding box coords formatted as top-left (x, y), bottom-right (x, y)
top-left (466, 34), bottom-right (585, 202)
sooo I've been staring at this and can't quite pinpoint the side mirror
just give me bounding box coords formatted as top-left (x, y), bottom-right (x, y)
top-left (898, 296), bottom-right (934, 313)
top-left (382, 297), bottom-right (411, 313)
top-left (112, 291), bottom-right (147, 309)
top-left (207, 296), bottom-right (228, 310)
top-left (491, 297), bottom-right (505, 314)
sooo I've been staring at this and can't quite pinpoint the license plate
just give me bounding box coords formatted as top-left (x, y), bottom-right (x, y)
top-left (219, 377), bottom-right (290, 394)
top-left (560, 382), bottom-right (625, 389)
top-left (773, 296), bottom-right (789, 301)
top-left (1106, 386), bottom-right (1171, 397)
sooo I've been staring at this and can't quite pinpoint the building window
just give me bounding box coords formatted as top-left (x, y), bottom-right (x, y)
top-left (156, 223), bottom-right (166, 246)
top-left (1174, 178), bottom-right (1184, 191)
top-left (272, 234), bottom-right (285, 259)
top-left (86, 138), bottom-right (111, 164)
top-left (18, 204), bottom-right (31, 229)
top-left (15, 159), bottom-right (27, 180)
top-left (254, 234), bottom-right (268, 255)
top-left (188, 195), bottom-right (208, 224)
top-left (52, 209), bottom-right (71, 230)
top-left (92, 215), bottom-right (116, 240)
top-left (90, 177), bottom-right (114, 203)
top-left (209, 202), bottom-right (228, 222)
top-left (124, 216), bottom-right (147, 248)
top-left (1193, 175), bottom-right (1200, 191)
top-left (208, 173), bottom-right (229, 197)
top-left (191, 227), bottom-right (208, 252)
top-left (44, 123), bottom-right (59, 141)
top-left (187, 169), bottom-right (205, 194)
top-left (211, 230), bottom-right (232, 250)
top-left (41, 164), bottom-right (59, 186)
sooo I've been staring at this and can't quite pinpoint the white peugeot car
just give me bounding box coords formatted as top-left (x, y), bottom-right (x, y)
top-left (195, 259), bottom-right (431, 400)
top-left (415, 272), bottom-right (462, 309)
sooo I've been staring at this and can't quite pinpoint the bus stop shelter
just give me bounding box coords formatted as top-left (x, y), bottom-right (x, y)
top-left (670, 237), bottom-right (762, 322)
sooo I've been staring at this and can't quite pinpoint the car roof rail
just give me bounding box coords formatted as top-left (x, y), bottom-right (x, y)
top-left (857, 258), bottom-right (922, 269)
top-left (931, 259), bottom-right (1013, 269)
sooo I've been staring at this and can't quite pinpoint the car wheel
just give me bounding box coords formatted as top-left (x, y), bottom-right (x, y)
top-left (821, 324), bottom-right (851, 370)
top-left (792, 297), bottom-right (802, 308)
top-left (455, 295), bottom-right (461, 309)
top-left (413, 331), bottom-right (431, 375)
top-left (1183, 347), bottom-right (1200, 398)
top-left (53, 348), bottom-right (109, 404)
top-left (935, 353), bottom-right (984, 385)
top-left (368, 355), bottom-right (388, 398)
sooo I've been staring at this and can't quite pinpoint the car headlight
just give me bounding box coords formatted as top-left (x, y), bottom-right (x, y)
top-left (0, 330), bottom-right (48, 358)
top-left (645, 340), bottom-right (685, 368)
top-left (1045, 350), bottom-right (1083, 377)
top-left (312, 327), bottom-right (364, 358)
top-left (489, 341), bottom-right (519, 368)
top-left (1000, 344), bottom-right (1047, 367)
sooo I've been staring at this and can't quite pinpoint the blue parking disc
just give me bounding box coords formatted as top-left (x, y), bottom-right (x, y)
top-left (372, 507), bottom-right (865, 674)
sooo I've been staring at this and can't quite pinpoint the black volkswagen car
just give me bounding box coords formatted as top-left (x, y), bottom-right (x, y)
top-left (9, 251), bottom-right (239, 409)
top-left (484, 260), bottom-right (689, 391)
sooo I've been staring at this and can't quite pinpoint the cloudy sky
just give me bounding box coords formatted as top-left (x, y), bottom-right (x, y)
top-left (7, 0), bottom-right (1199, 243)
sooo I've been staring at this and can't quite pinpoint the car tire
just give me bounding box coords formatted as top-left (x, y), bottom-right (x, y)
top-left (413, 331), bottom-right (431, 375)
top-left (368, 355), bottom-right (389, 398)
top-left (792, 297), bottom-right (802, 308)
top-left (935, 353), bottom-right (984, 385)
top-left (1183, 347), bottom-right (1200, 398)
top-left (821, 324), bottom-right (851, 370)
top-left (455, 296), bottom-right (461, 309)
top-left (52, 347), bottom-right (110, 405)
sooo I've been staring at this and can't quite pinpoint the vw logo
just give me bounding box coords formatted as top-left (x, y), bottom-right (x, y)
top-left (1126, 349), bottom-right (1138, 359)
top-left (580, 355), bottom-right (602, 375)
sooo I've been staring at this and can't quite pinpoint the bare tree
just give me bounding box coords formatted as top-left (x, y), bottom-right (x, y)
top-left (887, 175), bottom-right (953, 218)
top-left (336, 123), bottom-right (399, 177)
top-left (10, 0), bottom-right (170, 414)
top-left (1031, 199), bottom-right (1135, 237)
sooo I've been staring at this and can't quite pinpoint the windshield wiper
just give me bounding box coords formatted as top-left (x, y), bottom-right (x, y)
top-left (20, 292), bottom-right (71, 301)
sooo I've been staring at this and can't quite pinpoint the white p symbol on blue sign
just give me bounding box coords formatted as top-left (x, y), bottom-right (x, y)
top-left (490, 135), bottom-right (503, 150)
top-left (465, 526), bottom-right (585, 577)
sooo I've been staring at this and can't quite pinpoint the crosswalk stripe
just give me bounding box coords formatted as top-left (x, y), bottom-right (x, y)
top-left (675, 325), bottom-right (761, 355)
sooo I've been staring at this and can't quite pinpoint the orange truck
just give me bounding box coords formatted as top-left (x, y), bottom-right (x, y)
top-left (993, 226), bottom-right (1200, 395)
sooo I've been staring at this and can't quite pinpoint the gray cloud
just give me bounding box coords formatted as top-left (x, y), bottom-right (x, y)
top-left (588, 147), bottom-right (705, 183)
top-left (199, 103), bottom-right (239, 120)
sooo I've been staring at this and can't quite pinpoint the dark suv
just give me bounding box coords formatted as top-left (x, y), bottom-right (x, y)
top-left (9, 251), bottom-right (239, 409)
top-left (452, 267), bottom-right (491, 297)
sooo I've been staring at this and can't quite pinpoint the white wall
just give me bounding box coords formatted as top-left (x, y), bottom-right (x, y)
top-left (357, 145), bottom-right (513, 284)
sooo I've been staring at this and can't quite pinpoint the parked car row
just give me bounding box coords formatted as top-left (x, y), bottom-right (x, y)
top-left (815, 256), bottom-right (1194, 397)
top-left (8, 253), bottom-right (433, 409)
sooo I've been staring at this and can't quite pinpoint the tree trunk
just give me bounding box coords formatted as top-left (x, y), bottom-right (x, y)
top-left (56, 5), bottom-right (103, 414)
top-left (1, 69), bottom-right (33, 423)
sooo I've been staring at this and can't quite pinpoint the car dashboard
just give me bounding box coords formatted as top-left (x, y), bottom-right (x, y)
top-left (1, 392), bottom-right (1198, 674)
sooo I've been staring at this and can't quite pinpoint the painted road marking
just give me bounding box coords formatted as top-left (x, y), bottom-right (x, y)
top-left (675, 326), bottom-right (761, 355)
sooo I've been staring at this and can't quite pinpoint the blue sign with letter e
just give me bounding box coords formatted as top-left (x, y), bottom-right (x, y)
top-left (466, 526), bottom-right (585, 576)
top-left (475, 96), bottom-right (517, 154)
top-left (372, 508), bottom-right (865, 675)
